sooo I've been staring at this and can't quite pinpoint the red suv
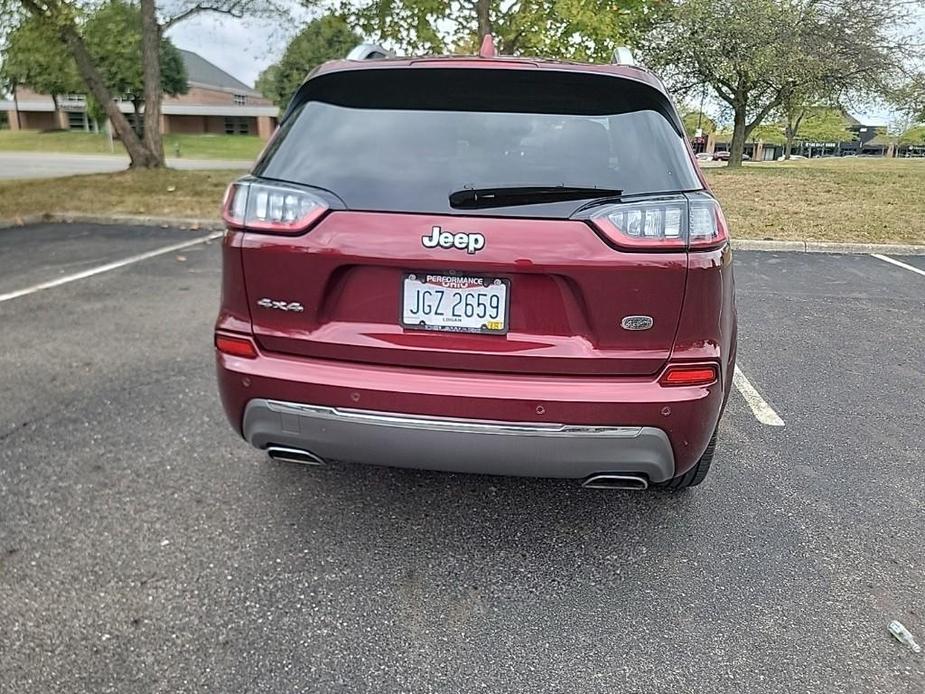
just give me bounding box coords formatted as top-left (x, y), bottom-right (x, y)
top-left (215, 47), bottom-right (737, 490)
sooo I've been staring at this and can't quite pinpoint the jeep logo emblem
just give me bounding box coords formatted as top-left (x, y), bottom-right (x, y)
top-left (422, 226), bottom-right (485, 254)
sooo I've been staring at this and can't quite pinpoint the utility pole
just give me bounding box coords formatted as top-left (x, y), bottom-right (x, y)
top-left (697, 83), bottom-right (706, 132)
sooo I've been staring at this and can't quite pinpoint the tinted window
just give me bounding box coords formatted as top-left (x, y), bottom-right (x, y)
top-left (258, 72), bottom-right (701, 216)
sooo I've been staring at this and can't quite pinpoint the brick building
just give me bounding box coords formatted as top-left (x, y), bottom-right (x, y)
top-left (0, 49), bottom-right (279, 139)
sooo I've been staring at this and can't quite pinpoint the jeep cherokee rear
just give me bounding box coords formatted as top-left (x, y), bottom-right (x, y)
top-left (215, 50), bottom-right (737, 489)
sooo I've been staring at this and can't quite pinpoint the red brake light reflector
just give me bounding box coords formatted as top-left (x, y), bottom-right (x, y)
top-left (659, 364), bottom-right (718, 387)
top-left (215, 333), bottom-right (258, 359)
top-left (222, 180), bottom-right (328, 235)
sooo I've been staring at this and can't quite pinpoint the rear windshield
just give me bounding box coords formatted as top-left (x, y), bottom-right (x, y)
top-left (257, 69), bottom-right (701, 217)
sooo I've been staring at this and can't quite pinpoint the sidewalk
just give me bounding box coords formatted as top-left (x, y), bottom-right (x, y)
top-left (0, 151), bottom-right (252, 180)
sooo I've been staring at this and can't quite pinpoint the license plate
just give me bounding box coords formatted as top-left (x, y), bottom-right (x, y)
top-left (401, 273), bottom-right (509, 334)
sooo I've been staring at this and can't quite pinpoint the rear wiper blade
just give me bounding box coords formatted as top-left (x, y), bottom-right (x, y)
top-left (449, 185), bottom-right (622, 210)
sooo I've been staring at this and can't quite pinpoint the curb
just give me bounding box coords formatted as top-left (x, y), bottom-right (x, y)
top-left (2, 215), bottom-right (923, 255)
top-left (0, 213), bottom-right (223, 231)
top-left (731, 239), bottom-right (925, 255)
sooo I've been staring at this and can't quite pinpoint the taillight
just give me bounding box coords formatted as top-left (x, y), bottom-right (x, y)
top-left (591, 196), bottom-right (687, 249)
top-left (222, 180), bottom-right (327, 234)
top-left (589, 193), bottom-right (728, 251)
top-left (659, 364), bottom-right (718, 387)
top-left (215, 333), bottom-right (258, 358)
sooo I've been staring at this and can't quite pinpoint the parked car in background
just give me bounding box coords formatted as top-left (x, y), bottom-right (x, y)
top-left (215, 41), bottom-right (737, 491)
top-left (712, 150), bottom-right (750, 161)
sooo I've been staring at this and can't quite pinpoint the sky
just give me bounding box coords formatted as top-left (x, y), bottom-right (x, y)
top-left (166, 10), bottom-right (313, 91)
top-left (166, 4), bottom-right (925, 128)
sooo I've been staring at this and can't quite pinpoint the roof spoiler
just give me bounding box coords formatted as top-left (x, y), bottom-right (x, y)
top-left (346, 43), bottom-right (393, 60)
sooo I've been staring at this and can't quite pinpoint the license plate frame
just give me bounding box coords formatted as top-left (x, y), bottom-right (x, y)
top-left (400, 272), bottom-right (510, 335)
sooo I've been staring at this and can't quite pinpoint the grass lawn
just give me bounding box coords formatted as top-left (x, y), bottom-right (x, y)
top-left (1, 157), bottom-right (923, 245)
top-left (0, 130), bottom-right (263, 160)
top-left (0, 169), bottom-right (240, 219)
top-left (705, 157), bottom-right (925, 245)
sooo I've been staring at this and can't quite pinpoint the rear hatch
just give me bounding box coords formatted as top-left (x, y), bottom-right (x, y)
top-left (233, 65), bottom-right (706, 376)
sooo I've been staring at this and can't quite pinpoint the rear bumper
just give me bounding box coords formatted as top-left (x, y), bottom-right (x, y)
top-left (216, 343), bottom-right (727, 480)
top-left (243, 399), bottom-right (676, 481)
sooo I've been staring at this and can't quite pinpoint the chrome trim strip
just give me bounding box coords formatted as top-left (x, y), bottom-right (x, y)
top-left (264, 400), bottom-right (642, 438)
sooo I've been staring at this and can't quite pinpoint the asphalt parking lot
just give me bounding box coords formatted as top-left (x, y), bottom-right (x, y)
top-left (1, 223), bottom-right (922, 693)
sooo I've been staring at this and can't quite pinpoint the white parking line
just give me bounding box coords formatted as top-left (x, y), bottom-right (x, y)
top-left (0, 232), bottom-right (222, 304)
top-left (733, 365), bottom-right (785, 427)
top-left (871, 254), bottom-right (925, 278)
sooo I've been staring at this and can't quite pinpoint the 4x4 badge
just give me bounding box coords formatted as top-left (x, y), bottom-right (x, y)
top-left (422, 226), bottom-right (486, 254)
top-left (257, 298), bottom-right (304, 312)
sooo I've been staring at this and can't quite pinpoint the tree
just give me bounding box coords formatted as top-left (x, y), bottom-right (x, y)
top-left (748, 122), bottom-right (785, 146)
top-left (680, 107), bottom-right (716, 138)
top-left (256, 14), bottom-right (360, 107)
top-left (890, 72), bottom-right (925, 131)
top-left (140, 0), bottom-right (164, 165)
top-left (82, 0), bottom-right (188, 138)
top-left (797, 108), bottom-right (854, 145)
top-left (779, 87), bottom-right (815, 160)
top-left (898, 125), bottom-right (925, 147)
top-left (144, 0), bottom-right (295, 164)
top-left (343, 0), bottom-right (654, 62)
top-left (759, 103), bottom-right (855, 157)
top-left (745, 101), bottom-right (861, 153)
top-left (638, 0), bottom-right (909, 167)
top-left (0, 13), bottom-right (81, 119)
top-left (9, 0), bottom-right (162, 166)
top-left (5, 0), bottom-right (287, 167)
top-left (255, 63), bottom-right (281, 103)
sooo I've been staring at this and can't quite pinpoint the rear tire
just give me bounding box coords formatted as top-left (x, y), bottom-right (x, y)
top-left (656, 432), bottom-right (717, 490)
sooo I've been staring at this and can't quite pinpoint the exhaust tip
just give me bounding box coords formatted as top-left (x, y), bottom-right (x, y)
top-left (582, 473), bottom-right (649, 490)
top-left (266, 446), bottom-right (326, 466)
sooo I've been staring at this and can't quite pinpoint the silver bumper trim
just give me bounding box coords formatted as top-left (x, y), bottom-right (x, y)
top-left (244, 399), bottom-right (676, 482)
top-left (264, 400), bottom-right (643, 438)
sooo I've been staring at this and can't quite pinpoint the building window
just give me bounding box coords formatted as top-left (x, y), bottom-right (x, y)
top-left (224, 117), bottom-right (251, 135)
top-left (67, 111), bottom-right (87, 131)
top-left (233, 94), bottom-right (247, 106)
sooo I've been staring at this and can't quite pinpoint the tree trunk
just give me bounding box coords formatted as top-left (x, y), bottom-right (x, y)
top-left (140, 0), bottom-right (166, 167)
top-left (476, 0), bottom-right (492, 38)
top-left (783, 112), bottom-right (804, 161)
top-left (728, 106), bottom-right (747, 168)
top-left (58, 20), bottom-right (156, 167)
